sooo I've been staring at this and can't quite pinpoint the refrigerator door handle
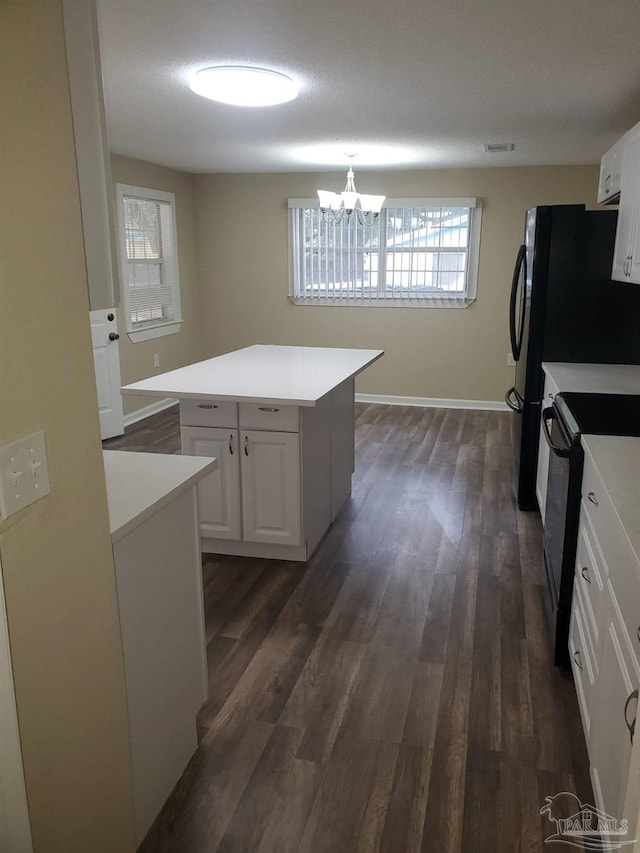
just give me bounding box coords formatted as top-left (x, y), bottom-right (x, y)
top-left (505, 386), bottom-right (522, 413)
top-left (509, 243), bottom-right (527, 361)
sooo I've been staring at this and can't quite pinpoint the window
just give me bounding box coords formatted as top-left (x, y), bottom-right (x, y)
top-left (116, 183), bottom-right (182, 341)
top-left (288, 198), bottom-right (482, 307)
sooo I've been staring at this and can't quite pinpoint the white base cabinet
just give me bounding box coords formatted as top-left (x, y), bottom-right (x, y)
top-left (241, 430), bottom-right (301, 546)
top-left (569, 442), bottom-right (640, 828)
top-left (181, 381), bottom-right (348, 561)
top-left (181, 426), bottom-right (242, 541)
top-left (103, 451), bottom-right (213, 846)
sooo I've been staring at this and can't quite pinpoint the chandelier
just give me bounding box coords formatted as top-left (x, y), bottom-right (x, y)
top-left (317, 157), bottom-right (385, 226)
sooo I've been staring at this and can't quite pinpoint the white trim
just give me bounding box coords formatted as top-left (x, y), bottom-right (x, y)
top-left (127, 321), bottom-right (182, 344)
top-left (115, 183), bottom-right (182, 341)
top-left (289, 296), bottom-right (475, 308)
top-left (123, 397), bottom-right (179, 428)
top-left (0, 553), bottom-right (33, 853)
top-left (355, 393), bottom-right (508, 411)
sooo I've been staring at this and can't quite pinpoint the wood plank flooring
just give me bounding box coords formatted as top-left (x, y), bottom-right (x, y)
top-left (105, 403), bottom-right (591, 852)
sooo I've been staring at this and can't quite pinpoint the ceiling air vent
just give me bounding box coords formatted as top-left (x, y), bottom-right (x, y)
top-left (483, 142), bottom-right (515, 153)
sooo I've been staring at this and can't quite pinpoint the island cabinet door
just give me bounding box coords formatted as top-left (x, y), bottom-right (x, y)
top-left (240, 430), bottom-right (301, 547)
top-left (180, 426), bottom-right (241, 541)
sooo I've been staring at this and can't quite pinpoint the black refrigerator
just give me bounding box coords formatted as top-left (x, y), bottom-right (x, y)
top-left (505, 204), bottom-right (640, 511)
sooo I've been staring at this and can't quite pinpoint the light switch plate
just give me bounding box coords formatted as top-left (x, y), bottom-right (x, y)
top-left (0, 430), bottom-right (51, 520)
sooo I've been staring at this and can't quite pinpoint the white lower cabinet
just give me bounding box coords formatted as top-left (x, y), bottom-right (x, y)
top-left (588, 611), bottom-right (638, 820)
top-left (241, 430), bottom-right (301, 546)
top-left (180, 385), bottom-right (350, 561)
top-left (570, 449), bottom-right (640, 828)
top-left (181, 426), bottom-right (242, 541)
top-left (182, 426), bottom-right (300, 548)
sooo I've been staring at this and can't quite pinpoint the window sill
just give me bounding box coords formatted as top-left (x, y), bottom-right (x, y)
top-left (288, 297), bottom-right (476, 309)
top-left (127, 321), bottom-right (183, 343)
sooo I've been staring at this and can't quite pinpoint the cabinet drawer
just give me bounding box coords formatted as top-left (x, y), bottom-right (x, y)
top-left (180, 399), bottom-right (238, 428)
top-left (239, 402), bottom-right (299, 432)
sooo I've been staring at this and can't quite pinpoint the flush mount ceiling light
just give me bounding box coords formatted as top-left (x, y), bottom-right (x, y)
top-left (317, 155), bottom-right (385, 226)
top-left (189, 66), bottom-right (298, 107)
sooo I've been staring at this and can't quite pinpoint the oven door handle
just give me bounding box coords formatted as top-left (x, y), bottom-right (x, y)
top-left (505, 386), bottom-right (522, 413)
top-left (542, 406), bottom-right (571, 458)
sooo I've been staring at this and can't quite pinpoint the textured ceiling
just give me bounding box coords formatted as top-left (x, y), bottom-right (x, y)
top-left (97, 0), bottom-right (640, 173)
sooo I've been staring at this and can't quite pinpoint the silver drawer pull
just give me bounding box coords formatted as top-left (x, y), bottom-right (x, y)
top-left (197, 404), bottom-right (218, 410)
top-left (258, 407), bottom-right (280, 413)
top-left (581, 566), bottom-right (591, 583)
top-left (574, 650), bottom-right (583, 671)
top-left (625, 689), bottom-right (639, 745)
top-left (587, 491), bottom-right (598, 506)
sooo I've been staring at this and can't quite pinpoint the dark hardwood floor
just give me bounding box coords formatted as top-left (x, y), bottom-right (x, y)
top-left (105, 403), bottom-right (591, 852)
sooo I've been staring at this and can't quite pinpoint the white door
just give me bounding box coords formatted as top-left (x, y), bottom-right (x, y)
top-left (90, 309), bottom-right (124, 440)
top-left (180, 426), bottom-right (241, 541)
top-left (0, 554), bottom-right (33, 853)
top-left (241, 430), bottom-right (301, 547)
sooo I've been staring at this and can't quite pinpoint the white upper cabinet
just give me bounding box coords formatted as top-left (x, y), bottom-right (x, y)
top-left (612, 121), bottom-right (640, 285)
top-left (598, 135), bottom-right (625, 205)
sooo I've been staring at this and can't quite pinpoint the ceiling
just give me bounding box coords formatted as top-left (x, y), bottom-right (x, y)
top-left (97, 0), bottom-right (640, 174)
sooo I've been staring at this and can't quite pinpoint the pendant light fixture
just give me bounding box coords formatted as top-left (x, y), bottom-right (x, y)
top-left (317, 156), bottom-right (385, 226)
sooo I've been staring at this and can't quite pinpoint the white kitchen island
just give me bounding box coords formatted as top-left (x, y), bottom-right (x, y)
top-left (121, 345), bottom-right (384, 561)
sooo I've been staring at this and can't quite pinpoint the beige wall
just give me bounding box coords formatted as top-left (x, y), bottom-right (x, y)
top-left (110, 155), bottom-right (203, 415)
top-left (0, 3), bottom-right (135, 851)
top-left (194, 165), bottom-right (600, 402)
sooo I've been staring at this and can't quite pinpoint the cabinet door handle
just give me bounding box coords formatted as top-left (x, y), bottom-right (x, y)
top-left (630, 254), bottom-right (634, 276)
top-left (229, 434), bottom-right (234, 455)
top-left (574, 650), bottom-right (584, 671)
top-left (637, 625), bottom-right (640, 644)
top-left (244, 435), bottom-right (249, 456)
top-left (587, 491), bottom-right (598, 506)
top-left (605, 174), bottom-right (612, 193)
top-left (258, 407), bottom-right (280, 413)
top-left (581, 566), bottom-right (591, 583)
top-left (197, 404), bottom-right (218, 410)
top-left (624, 689), bottom-right (639, 745)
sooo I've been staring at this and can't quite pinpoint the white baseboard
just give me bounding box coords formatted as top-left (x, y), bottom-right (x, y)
top-left (123, 397), bottom-right (179, 427)
top-left (355, 393), bottom-right (508, 411)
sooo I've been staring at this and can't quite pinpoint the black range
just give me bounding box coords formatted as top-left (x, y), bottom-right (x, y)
top-left (541, 392), bottom-right (640, 667)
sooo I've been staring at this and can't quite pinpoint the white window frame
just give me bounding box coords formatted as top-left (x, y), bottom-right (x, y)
top-left (115, 183), bottom-right (183, 342)
top-left (288, 197), bottom-right (482, 308)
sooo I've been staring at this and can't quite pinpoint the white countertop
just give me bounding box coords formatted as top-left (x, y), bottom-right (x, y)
top-left (104, 450), bottom-right (217, 544)
top-left (543, 362), bottom-right (640, 395)
top-left (121, 345), bottom-right (384, 407)
top-left (581, 435), bottom-right (640, 567)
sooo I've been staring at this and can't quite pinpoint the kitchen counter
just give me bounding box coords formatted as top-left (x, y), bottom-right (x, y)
top-left (543, 362), bottom-right (640, 395)
top-left (121, 344), bottom-right (384, 406)
top-left (103, 450), bottom-right (217, 543)
top-left (102, 448), bottom-right (216, 843)
top-left (118, 345), bottom-right (384, 562)
top-left (580, 434), bottom-right (640, 566)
